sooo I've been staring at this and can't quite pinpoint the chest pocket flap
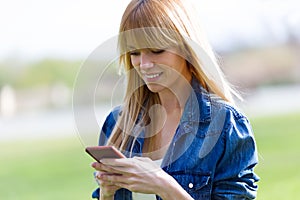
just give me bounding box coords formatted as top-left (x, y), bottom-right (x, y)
top-left (168, 171), bottom-right (211, 198)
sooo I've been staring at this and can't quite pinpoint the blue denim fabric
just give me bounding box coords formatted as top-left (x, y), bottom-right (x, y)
top-left (92, 77), bottom-right (259, 199)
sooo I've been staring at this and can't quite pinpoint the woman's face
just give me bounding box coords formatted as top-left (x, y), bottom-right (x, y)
top-left (129, 47), bottom-right (192, 94)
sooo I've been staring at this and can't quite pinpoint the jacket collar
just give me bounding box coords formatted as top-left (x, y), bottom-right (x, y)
top-left (132, 76), bottom-right (212, 155)
top-left (180, 76), bottom-right (211, 124)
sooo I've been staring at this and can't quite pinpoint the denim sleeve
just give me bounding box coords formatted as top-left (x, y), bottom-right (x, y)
top-left (98, 106), bottom-right (121, 146)
top-left (212, 113), bottom-right (260, 199)
top-left (92, 106), bottom-right (121, 199)
top-left (92, 188), bottom-right (100, 199)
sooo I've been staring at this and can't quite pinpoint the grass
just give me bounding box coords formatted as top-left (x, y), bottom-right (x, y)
top-left (0, 112), bottom-right (299, 199)
top-left (0, 136), bottom-right (96, 200)
top-left (251, 112), bottom-right (300, 199)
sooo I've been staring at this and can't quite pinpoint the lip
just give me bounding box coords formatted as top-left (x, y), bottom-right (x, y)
top-left (143, 72), bottom-right (163, 81)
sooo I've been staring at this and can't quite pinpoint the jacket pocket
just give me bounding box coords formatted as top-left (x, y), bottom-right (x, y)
top-left (169, 171), bottom-right (211, 200)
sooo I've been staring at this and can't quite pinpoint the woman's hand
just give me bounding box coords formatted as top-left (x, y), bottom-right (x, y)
top-left (92, 157), bottom-right (193, 199)
top-left (91, 163), bottom-right (122, 200)
top-left (97, 157), bottom-right (166, 194)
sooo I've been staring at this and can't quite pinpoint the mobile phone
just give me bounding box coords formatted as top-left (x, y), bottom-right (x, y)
top-left (85, 146), bottom-right (125, 162)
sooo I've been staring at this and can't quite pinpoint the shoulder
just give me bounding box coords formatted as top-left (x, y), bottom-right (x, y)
top-left (211, 95), bottom-right (252, 134)
top-left (98, 105), bottom-right (123, 145)
top-left (103, 105), bottom-right (123, 126)
top-left (211, 95), bottom-right (248, 121)
top-left (208, 96), bottom-right (257, 159)
top-left (191, 78), bottom-right (249, 126)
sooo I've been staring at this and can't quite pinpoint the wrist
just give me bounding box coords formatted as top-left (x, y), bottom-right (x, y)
top-left (100, 190), bottom-right (114, 200)
top-left (157, 175), bottom-right (193, 200)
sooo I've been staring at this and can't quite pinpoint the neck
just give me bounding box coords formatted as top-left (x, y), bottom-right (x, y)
top-left (158, 76), bottom-right (192, 114)
top-left (159, 92), bottom-right (181, 114)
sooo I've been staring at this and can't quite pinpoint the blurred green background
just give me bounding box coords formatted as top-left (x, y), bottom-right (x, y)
top-left (1, 0), bottom-right (300, 199)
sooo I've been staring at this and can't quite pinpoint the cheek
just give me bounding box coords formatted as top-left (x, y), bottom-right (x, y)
top-left (169, 57), bottom-right (186, 72)
top-left (130, 56), bottom-right (139, 67)
top-left (130, 58), bottom-right (142, 76)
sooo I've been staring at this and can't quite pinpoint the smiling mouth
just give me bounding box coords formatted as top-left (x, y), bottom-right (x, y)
top-left (144, 72), bottom-right (163, 79)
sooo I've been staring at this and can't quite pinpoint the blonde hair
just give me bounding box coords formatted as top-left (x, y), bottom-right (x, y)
top-left (107, 0), bottom-right (239, 152)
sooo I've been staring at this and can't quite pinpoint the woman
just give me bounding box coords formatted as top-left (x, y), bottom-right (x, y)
top-left (91, 0), bottom-right (259, 199)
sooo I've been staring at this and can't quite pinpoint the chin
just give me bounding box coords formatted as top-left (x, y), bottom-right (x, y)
top-left (146, 83), bottom-right (165, 93)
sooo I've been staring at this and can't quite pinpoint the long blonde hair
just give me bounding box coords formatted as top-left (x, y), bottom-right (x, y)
top-left (107, 0), bottom-right (238, 152)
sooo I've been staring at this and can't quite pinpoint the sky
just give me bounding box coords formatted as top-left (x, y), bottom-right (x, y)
top-left (0, 0), bottom-right (299, 61)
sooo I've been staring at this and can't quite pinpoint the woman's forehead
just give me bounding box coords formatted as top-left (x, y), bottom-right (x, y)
top-left (120, 27), bottom-right (178, 47)
top-left (123, 38), bottom-right (170, 53)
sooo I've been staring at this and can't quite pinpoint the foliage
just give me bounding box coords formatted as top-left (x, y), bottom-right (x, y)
top-left (0, 59), bottom-right (82, 88)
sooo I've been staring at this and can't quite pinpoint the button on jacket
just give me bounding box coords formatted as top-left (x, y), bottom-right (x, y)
top-left (92, 77), bottom-right (259, 199)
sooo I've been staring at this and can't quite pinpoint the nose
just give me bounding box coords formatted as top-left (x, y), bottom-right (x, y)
top-left (140, 52), bottom-right (154, 69)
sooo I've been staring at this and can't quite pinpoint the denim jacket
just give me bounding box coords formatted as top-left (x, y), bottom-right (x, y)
top-left (92, 77), bottom-right (259, 199)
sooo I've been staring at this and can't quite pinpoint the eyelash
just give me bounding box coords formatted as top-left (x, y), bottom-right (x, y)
top-left (129, 51), bottom-right (140, 56)
top-left (152, 49), bottom-right (165, 54)
top-left (129, 49), bottom-right (165, 56)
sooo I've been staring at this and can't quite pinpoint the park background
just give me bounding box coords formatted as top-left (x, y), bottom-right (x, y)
top-left (0, 0), bottom-right (299, 199)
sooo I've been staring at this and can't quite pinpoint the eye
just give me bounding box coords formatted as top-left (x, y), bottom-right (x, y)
top-left (129, 50), bottom-right (140, 56)
top-left (151, 49), bottom-right (165, 54)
